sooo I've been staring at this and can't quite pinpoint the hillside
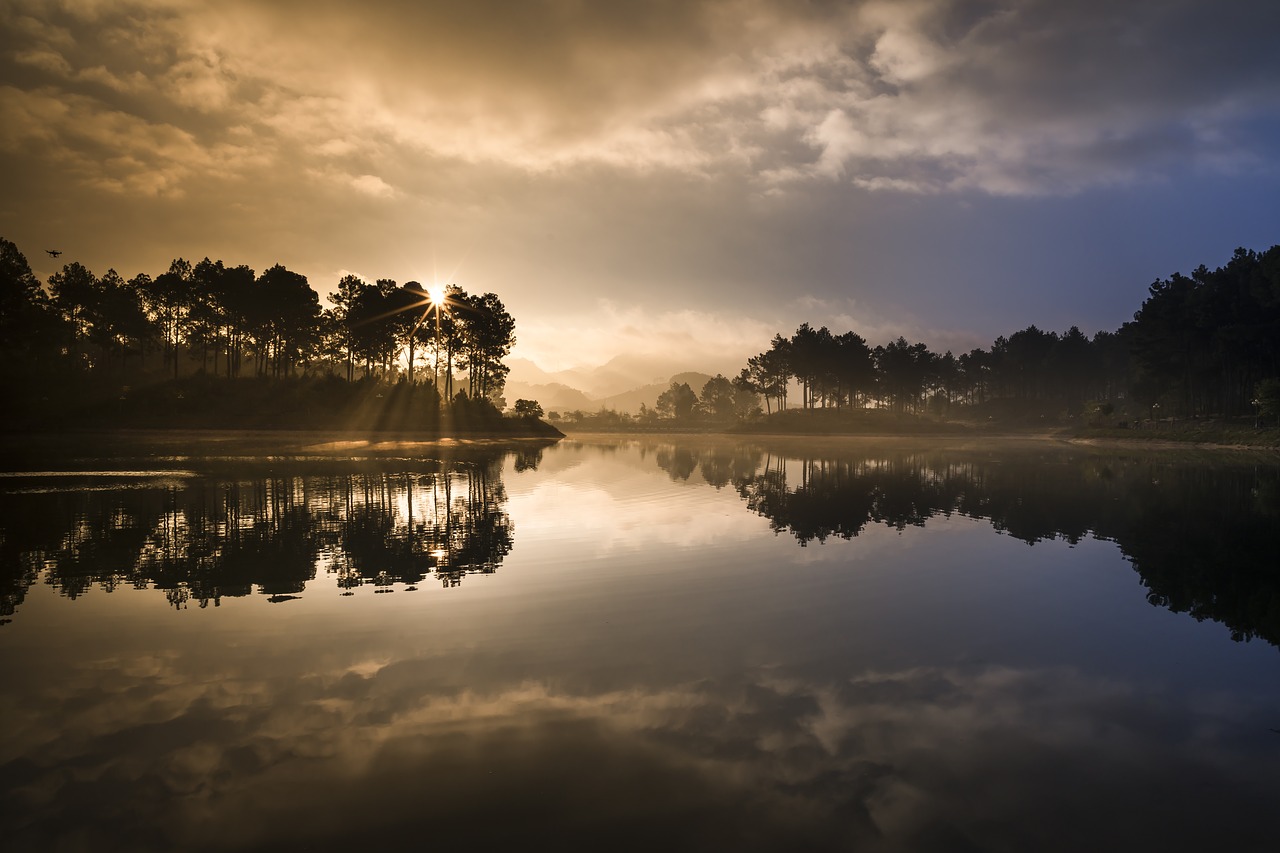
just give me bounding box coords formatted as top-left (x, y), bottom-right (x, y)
top-left (506, 359), bottom-right (717, 415)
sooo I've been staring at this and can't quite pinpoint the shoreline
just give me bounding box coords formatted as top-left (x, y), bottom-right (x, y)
top-left (2, 425), bottom-right (1276, 466)
top-left (558, 429), bottom-right (1280, 457)
top-left (0, 426), bottom-right (563, 465)
top-left (558, 425), bottom-right (1280, 451)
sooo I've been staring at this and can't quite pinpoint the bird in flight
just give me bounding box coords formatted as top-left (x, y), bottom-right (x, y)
top-left (46, 249), bottom-right (62, 258)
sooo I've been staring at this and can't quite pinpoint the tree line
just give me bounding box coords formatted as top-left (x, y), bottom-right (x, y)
top-left (733, 322), bottom-right (1129, 418)
top-left (731, 245), bottom-right (1279, 421)
top-left (554, 245), bottom-right (1277, 428)
top-left (0, 237), bottom-right (517, 417)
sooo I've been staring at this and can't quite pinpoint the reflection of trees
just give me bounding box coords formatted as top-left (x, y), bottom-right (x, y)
top-left (726, 448), bottom-right (1280, 647)
top-left (652, 444), bottom-right (762, 489)
top-left (513, 446), bottom-right (543, 472)
top-left (327, 461), bottom-right (512, 590)
top-left (0, 456), bottom-right (514, 617)
top-left (736, 456), bottom-right (963, 543)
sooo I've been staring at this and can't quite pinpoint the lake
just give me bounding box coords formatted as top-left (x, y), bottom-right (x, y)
top-left (2, 434), bottom-right (1278, 852)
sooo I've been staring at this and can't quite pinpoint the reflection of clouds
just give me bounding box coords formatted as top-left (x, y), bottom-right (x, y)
top-left (508, 477), bottom-right (767, 557)
top-left (5, 650), bottom-right (1277, 851)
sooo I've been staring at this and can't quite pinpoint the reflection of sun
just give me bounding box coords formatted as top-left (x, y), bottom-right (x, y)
top-left (427, 284), bottom-right (446, 305)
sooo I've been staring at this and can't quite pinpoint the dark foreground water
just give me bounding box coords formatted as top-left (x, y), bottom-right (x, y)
top-left (2, 435), bottom-right (1278, 852)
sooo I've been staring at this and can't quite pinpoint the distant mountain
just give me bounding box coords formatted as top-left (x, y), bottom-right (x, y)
top-left (573, 354), bottom-right (686, 396)
top-left (596, 372), bottom-right (714, 414)
top-left (507, 354), bottom-right (720, 400)
top-left (502, 380), bottom-right (596, 414)
top-left (596, 383), bottom-right (667, 414)
top-left (505, 357), bottom-right (560, 386)
top-left (670, 371), bottom-right (715, 389)
top-left (506, 357), bottom-right (719, 415)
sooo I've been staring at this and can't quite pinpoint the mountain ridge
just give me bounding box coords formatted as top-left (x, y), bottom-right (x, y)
top-left (506, 357), bottom-right (719, 414)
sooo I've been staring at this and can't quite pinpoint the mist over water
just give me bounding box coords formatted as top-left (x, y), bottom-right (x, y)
top-left (2, 438), bottom-right (1278, 851)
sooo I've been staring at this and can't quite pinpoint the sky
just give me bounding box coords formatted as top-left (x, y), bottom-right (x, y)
top-left (2, 0), bottom-right (1279, 376)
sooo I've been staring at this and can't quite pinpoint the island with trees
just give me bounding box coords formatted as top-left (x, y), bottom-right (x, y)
top-left (0, 237), bottom-right (560, 438)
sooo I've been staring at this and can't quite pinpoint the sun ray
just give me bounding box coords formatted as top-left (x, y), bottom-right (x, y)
top-left (354, 295), bottom-right (431, 326)
top-left (409, 308), bottom-right (430, 336)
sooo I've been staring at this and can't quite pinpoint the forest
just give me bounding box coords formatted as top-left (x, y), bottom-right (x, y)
top-left (0, 238), bottom-right (527, 431)
top-left (3, 237), bottom-right (1278, 432)
top-left (552, 244), bottom-right (1279, 430)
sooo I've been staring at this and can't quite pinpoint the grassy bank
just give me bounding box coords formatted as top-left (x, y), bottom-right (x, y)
top-left (557, 406), bottom-right (1280, 449)
top-left (731, 407), bottom-right (970, 436)
top-left (1068, 419), bottom-right (1280, 449)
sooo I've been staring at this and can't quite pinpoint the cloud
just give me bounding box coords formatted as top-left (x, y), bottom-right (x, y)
top-left (0, 85), bottom-right (264, 197)
top-left (513, 301), bottom-right (778, 373)
top-left (2, 0), bottom-right (1278, 371)
top-left (5, 0), bottom-right (1278, 199)
top-left (7, 649), bottom-right (1277, 851)
top-left (510, 292), bottom-right (987, 375)
top-left (348, 173), bottom-right (395, 198)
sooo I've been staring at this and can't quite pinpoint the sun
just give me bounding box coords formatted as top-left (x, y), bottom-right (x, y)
top-left (427, 284), bottom-right (447, 305)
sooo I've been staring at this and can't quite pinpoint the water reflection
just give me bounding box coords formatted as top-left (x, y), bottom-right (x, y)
top-left (650, 442), bottom-right (1280, 648)
top-left (4, 442), bottom-right (1279, 651)
top-left (3, 439), bottom-right (1280, 851)
top-left (4, 649), bottom-right (1277, 852)
top-left (0, 456), bottom-right (513, 620)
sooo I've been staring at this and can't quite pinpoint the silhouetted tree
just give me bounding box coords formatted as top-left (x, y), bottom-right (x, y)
top-left (142, 258), bottom-right (194, 380)
top-left (0, 238), bottom-right (65, 397)
top-left (1129, 246), bottom-right (1280, 415)
top-left (699, 374), bottom-right (736, 419)
top-left (461, 290), bottom-right (516, 403)
top-left (513, 398), bottom-right (543, 418)
top-left (656, 381), bottom-right (698, 420)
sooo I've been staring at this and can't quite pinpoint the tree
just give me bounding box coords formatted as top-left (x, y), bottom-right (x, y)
top-left (656, 381), bottom-right (698, 420)
top-left (0, 238), bottom-right (62, 363)
top-left (790, 323), bottom-right (821, 408)
top-left (513, 399), bottom-right (543, 418)
top-left (1256, 377), bottom-right (1280, 426)
top-left (461, 291), bottom-right (516, 404)
top-left (328, 273), bottom-right (371, 381)
top-left (875, 337), bottom-right (936, 413)
top-left (992, 325), bottom-right (1057, 399)
top-left (731, 373), bottom-right (762, 420)
top-left (393, 282), bottom-right (431, 383)
top-left (250, 265), bottom-right (321, 378)
top-left (699, 374), bottom-right (736, 419)
top-left (48, 262), bottom-right (98, 351)
top-left (1128, 247), bottom-right (1280, 416)
top-left (92, 269), bottom-right (152, 374)
top-left (342, 277), bottom-right (399, 378)
top-left (834, 331), bottom-right (875, 408)
top-left (934, 351), bottom-right (961, 413)
top-left (142, 258), bottom-right (194, 380)
top-left (744, 334), bottom-right (791, 413)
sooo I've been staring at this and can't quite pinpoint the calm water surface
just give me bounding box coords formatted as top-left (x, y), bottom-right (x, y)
top-left (2, 436), bottom-right (1278, 851)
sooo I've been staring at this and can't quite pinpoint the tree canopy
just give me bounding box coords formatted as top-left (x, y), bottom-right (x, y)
top-left (0, 238), bottom-right (522, 428)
